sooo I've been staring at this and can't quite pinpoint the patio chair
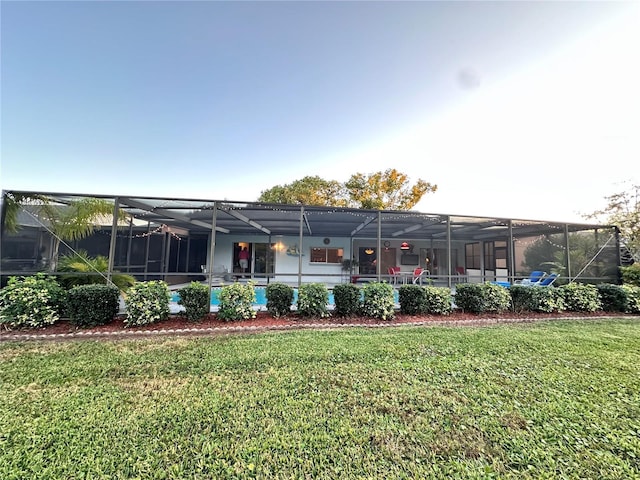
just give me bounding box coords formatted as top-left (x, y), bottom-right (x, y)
top-left (514, 272), bottom-right (558, 287)
top-left (537, 273), bottom-right (559, 287)
top-left (388, 266), bottom-right (401, 285)
top-left (411, 267), bottom-right (427, 285)
top-left (514, 270), bottom-right (546, 286)
top-left (455, 266), bottom-right (467, 283)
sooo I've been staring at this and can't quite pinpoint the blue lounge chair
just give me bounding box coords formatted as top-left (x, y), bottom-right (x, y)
top-left (515, 270), bottom-right (546, 286)
top-left (537, 273), bottom-right (558, 287)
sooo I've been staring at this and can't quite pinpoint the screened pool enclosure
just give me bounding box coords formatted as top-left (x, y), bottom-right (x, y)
top-left (1, 190), bottom-right (621, 289)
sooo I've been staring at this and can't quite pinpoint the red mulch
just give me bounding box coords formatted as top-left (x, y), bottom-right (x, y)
top-left (1, 310), bottom-right (633, 341)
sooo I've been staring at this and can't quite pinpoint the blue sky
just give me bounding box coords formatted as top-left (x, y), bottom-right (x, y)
top-left (2, 1), bottom-right (639, 223)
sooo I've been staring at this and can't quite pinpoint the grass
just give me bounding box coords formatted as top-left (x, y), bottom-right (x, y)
top-left (1, 319), bottom-right (639, 479)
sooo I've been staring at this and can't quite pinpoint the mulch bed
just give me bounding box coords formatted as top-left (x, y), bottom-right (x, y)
top-left (1, 310), bottom-right (635, 342)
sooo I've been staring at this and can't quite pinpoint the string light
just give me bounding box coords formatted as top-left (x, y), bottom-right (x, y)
top-left (95, 224), bottom-right (183, 241)
top-left (514, 236), bottom-right (566, 250)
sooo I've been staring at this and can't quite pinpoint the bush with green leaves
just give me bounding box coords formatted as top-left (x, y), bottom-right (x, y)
top-left (58, 250), bottom-right (136, 292)
top-left (398, 285), bottom-right (426, 315)
top-left (454, 282), bottom-right (510, 314)
top-left (596, 284), bottom-right (628, 312)
top-left (510, 285), bottom-right (565, 313)
top-left (67, 284), bottom-right (119, 328)
top-left (265, 283), bottom-right (294, 318)
top-left (0, 274), bottom-right (66, 329)
top-left (424, 286), bottom-right (453, 315)
top-left (482, 283), bottom-right (512, 313)
top-left (124, 281), bottom-right (170, 327)
top-left (217, 282), bottom-right (256, 321)
top-left (361, 282), bottom-right (395, 320)
top-left (297, 283), bottom-right (329, 318)
top-left (177, 282), bottom-right (210, 321)
top-left (620, 264), bottom-right (640, 286)
top-left (453, 284), bottom-right (484, 314)
top-left (332, 283), bottom-right (361, 317)
top-left (622, 284), bottom-right (640, 313)
top-left (558, 283), bottom-right (602, 312)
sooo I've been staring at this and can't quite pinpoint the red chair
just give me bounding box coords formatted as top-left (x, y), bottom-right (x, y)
top-left (412, 267), bottom-right (426, 285)
top-left (388, 266), bottom-right (401, 285)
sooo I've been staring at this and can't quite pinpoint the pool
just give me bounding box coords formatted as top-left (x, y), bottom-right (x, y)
top-left (170, 286), bottom-right (400, 306)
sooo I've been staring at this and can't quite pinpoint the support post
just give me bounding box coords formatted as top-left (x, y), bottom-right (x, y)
top-left (377, 211), bottom-right (382, 281)
top-left (446, 215), bottom-right (451, 287)
top-left (298, 206), bottom-right (304, 289)
top-left (564, 223), bottom-right (571, 282)
top-left (143, 221), bottom-right (151, 280)
top-left (107, 197), bottom-right (119, 284)
top-left (126, 217), bottom-right (133, 273)
top-left (208, 203), bottom-right (218, 293)
top-left (508, 220), bottom-right (514, 284)
top-left (615, 226), bottom-right (622, 284)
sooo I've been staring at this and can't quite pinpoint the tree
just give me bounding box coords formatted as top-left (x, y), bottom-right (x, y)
top-left (587, 183), bottom-right (640, 263)
top-left (2, 192), bottom-right (48, 234)
top-left (58, 250), bottom-right (136, 292)
top-left (258, 169), bottom-right (437, 210)
top-left (344, 169), bottom-right (437, 210)
top-left (522, 234), bottom-right (565, 277)
top-left (522, 232), bottom-right (619, 283)
top-left (258, 176), bottom-right (349, 206)
top-left (2, 193), bottom-right (124, 272)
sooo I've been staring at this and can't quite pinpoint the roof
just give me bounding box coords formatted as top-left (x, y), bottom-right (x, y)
top-left (2, 190), bottom-right (616, 242)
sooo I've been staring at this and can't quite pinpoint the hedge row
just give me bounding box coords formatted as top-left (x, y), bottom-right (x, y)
top-left (2, 276), bottom-right (640, 330)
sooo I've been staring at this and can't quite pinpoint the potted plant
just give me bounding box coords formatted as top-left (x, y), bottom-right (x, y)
top-left (341, 258), bottom-right (359, 283)
top-left (342, 258), bottom-right (359, 274)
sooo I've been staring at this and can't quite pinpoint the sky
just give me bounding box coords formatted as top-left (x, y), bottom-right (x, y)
top-left (1, 1), bottom-right (639, 224)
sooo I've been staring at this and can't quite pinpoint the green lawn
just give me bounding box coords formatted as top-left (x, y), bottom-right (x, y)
top-left (1, 319), bottom-right (639, 479)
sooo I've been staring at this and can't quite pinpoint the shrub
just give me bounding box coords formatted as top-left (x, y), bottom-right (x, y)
top-left (67, 284), bottom-right (119, 327)
top-left (217, 282), bottom-right (256, 321)
top-left (361, 282), bottom-right (395, 320)
top-left (622, 285), bottom-right (640, 313)
top-left (399, 285), bottom-right (426, 315)
top-left (0, 274), bottom-right (66, 329)
top-left (332, 283), bottom-right (361, 317)
top-left (558, 283), bottom-right (601, 312)
top-left (510, 285), bottom-right (530, 313)
top-left (596, 284), bottom-right (628, 312)
top-left (424, 286), bottom-right (453, 315)
top-left (177, 282), bottom-right (210, 321)
top-left (620, 264), bottom-right (640, 286)
top-left (297, 283), bottom-right (329, 318)
top-left (453, 284), bottom-right (484, 314)
top-left (454, 283), bottom-right (510, 314)
top-left (265, 283), bottom-right (294, 318)
top-left (124, 281), bottom-right (170, 327)
top-left (482, 283), bottom-right (512, 313)
top-left (510, 285), bottom-right (565, 313)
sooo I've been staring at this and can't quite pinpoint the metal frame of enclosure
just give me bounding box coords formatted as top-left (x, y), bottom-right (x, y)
top-left (1, 190), bottom-right (622, 288)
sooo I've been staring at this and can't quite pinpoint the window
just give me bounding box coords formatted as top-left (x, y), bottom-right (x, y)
top-left (484, 242), bottom-right (495, 270)
top-left (465, 243), bottom-right (481, 269)
top-left (482, 241), bottom-right (508, 270)
top-left (310, 247), bottom-right (343, 264)
top-left (495, 241), bottom-right (508, 269)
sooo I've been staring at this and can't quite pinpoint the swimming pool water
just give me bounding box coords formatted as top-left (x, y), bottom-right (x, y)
top-left (170, 286), bottom-right (400, 306)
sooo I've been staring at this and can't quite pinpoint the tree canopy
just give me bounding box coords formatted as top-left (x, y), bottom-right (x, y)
top-left (587, 183), bottom-right (640, 263)
top-left (257, 176), bottom-right (349, 207)
top-left (2, 193), bottom-right (125, 272)
top-left (258, 169), bottom-right (437, 211)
